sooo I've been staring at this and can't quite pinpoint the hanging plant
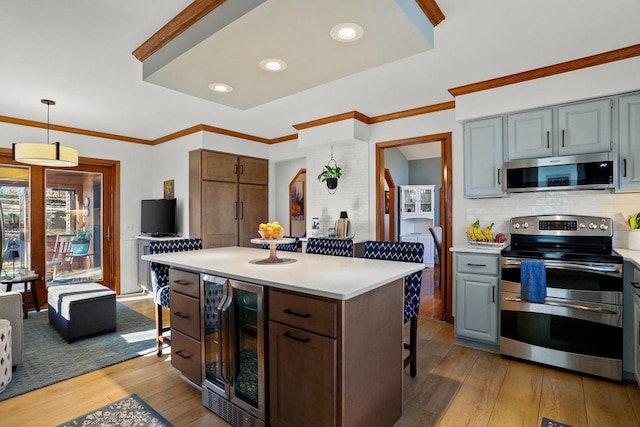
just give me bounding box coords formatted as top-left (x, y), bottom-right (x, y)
top-left (317, 147), bottom-right (342, 193)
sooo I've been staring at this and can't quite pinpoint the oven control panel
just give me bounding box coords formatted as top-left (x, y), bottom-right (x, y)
top-left (510, 215), bottom-right (613, 237)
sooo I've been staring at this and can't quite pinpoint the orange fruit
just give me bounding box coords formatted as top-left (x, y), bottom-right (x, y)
top-left (259, 223), bottom-right (267, 231)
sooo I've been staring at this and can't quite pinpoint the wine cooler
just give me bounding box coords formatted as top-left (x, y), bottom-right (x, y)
top-left (201, 274), bottom-right (266, 427)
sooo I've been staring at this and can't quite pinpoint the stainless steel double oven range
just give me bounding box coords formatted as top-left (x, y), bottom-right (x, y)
top-left (500, 215), bottom-right (623, 381)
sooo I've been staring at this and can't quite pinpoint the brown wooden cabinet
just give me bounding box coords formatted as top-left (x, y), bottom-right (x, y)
top-left (169, 268), bottom-right (202, 385)
top-left (269, 290), bottom-right (338, 427)
top-left (190, 149), bottom-right (268, 248)
top-left (268, 283), bottom-right (403, 427)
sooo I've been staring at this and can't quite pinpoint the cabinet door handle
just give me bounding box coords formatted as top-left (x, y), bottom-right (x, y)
top-left (234, 164), bottom-right (238, 174)
top-left (283, 308), bottom-right (311, 318)
top-left (624, 158), bottom-right (627, 177)
top-left (497, 168), bottom-right (501, 185)
top-left (173, 279), bottom-right (191, 286)
top-left (546, 131), bottom-right (550, 149)
top-left (467, 263), bottom-right (486, 267)
top-left (492, 285), bottom-right (495, 303)
top-left (561, 129), bottom-right (565, 147)
top-left (174, 311), bottom-right (190, 319)
top-left (235, 201), bottom-right (238, 220)
top-left (240, 201), bottom-right (244, 220)
top-left (240, 164), bottom-right (244, 175)
top-left (284, 332), bottom-right (311, 343)
top-left (175, 350), bottom-right (192, 359)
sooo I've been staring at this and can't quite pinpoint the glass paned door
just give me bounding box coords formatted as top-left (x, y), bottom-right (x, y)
top-left (45, 169), bottom-right (102, 285)
top-left (204, 275), bottom-right (228, 392)
top-left (0, 166), bottom-right (31, 279)
top-left (419, 188), bottom-right (432, 214)
top-left (402, 188), bottom-right (416, 214)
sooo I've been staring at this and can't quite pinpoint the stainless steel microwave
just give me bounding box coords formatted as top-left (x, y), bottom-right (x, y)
top-left (504, 152), bottom-right (616, 193)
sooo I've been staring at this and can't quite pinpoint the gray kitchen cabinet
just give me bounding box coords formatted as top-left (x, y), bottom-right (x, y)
top-left (618, 92), bottom-right (640, 191)
top-left (506, 108), bottom-right (553, 160)
top-left (455, 252), bottom-right (499, 346)
top-left (506, 98), bottom-right (611, 160)
top-left (463, 116), bottom-right (505, 198)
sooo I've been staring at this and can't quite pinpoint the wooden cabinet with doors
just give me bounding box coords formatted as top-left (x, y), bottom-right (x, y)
top-left (190, 149), bottom-right (268, 248)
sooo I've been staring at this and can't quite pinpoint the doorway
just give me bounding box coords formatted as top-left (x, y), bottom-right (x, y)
top-left (375, 133), bottom-right (453, 323)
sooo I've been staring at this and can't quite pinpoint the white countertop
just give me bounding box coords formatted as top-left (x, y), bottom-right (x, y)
top-left (614, 247), bottom-right (640, 268)
top-left (142, 246), bottom-right (423, 300)
top-left (449, 243), bottom-right (506, 255)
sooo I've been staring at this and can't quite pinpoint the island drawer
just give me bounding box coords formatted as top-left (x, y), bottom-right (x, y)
top-left (170, 291), bottom-right (200, 339)
top-left (269, 289), bottom-right (337, 338)
top-left (169, 268), bottom-right (200, 298)
top-left (171, 330), bottom-right (201, 385)
top-left (456, 253), bottom-right (499, 276)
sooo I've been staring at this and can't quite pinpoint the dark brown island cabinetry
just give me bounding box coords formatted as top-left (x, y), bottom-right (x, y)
top-left (268, 283), bottom-right (403, 427)
top-left (168, 268), bottom-right (202, 385)
top-left (189, 149), bottom-right (268, 248)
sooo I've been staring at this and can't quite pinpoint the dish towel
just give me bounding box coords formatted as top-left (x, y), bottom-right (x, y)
top-left (521, 260), bottom-right (547, 303)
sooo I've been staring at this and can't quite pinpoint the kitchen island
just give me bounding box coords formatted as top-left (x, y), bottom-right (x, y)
top-left (143, 246), bottom-right (423, 427)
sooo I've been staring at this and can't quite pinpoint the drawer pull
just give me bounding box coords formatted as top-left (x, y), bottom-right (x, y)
top-left (467, 263), bottom-right (486, 267)
top-left (631, 281), bottom-right (640, 289)
top-left (284, 332), bottom-right (310, 343)
top-left (175, 350), bottom-right (192, 359)
top-left (174, 311), bottom-right (190, 319)
top-left (283, 308), bottom-right (311, 318)
top-left (173, 279), bottom-right (191, 286)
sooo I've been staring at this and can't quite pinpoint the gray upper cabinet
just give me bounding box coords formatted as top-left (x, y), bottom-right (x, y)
top-left (557, 99), bottom-right (612, 156)
top-left (618, 92), bottom-right (640, 191)
top-left (506, 98), bottom-right (612, 161)
top-left (464, 117), bottom-right (505, 198)
top-left (506, 109), bottom-right (553, 160)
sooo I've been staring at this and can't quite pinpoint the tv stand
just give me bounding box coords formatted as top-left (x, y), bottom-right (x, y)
top-left (135, 234), bottom-right (184, 293)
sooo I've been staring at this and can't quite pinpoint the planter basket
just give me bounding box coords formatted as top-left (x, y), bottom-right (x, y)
top-left (71, 242), bottom-right (90, 255)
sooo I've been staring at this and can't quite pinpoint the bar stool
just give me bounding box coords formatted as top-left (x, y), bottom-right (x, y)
top-left (364, 240), bottom-right (424, 377)
top-left (306, 237), bottom-right (353, 257)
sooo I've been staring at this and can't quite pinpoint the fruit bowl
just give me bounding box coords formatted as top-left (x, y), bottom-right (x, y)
top-left (258, 230), bottom-right (285, 240)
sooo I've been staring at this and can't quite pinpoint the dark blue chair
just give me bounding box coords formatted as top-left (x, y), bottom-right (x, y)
top-left (364, 240), bottom-right (424, 377)
top-left (149, 238), bottom-right (203, 356)
top-left (306, 237), bottom-right (353, 257)
top-left (261, 236), bottom-right (299, 252)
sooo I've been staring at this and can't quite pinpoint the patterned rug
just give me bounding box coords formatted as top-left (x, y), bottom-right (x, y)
top-left (0, 302), bottom-right (159, 401)
top-left (58, 394), bottom-right (173, 427)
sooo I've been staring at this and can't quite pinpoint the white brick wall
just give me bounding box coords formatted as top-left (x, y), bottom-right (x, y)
top-left (465, 190), bottom-right (640, 248)
top-left (307, 143), bottom-right (370, 238)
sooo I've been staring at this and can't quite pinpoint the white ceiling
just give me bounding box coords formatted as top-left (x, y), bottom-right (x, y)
top-left (1, 1), bottom-right (639, 142)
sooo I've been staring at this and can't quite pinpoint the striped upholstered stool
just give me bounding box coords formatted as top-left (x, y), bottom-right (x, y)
top-left (305, 237), bottom-right (353, 257)
top-left (364, 240), bottom-right (424, 377)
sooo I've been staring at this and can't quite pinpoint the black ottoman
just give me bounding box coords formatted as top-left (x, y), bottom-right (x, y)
top-left (48, 283), bottom-right (116, 343)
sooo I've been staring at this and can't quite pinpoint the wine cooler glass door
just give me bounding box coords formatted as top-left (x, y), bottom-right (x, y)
top-left (229, 279), bottom-right (265, 419)
top-left (203, 275), bottom-right (229, 394)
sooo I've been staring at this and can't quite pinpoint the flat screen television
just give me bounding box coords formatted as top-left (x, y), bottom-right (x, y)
top-left (141, 198), bottom-right (177, 237)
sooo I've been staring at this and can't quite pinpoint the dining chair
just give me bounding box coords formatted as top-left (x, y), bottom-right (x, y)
top-left (149, 238), bottom-right (203, 356)
top-left (261, 236), bottom-right (299, 252)
top-left (429, 226), bottom-right (443, 286)
top-left (364, 240), bottom-right (424, 377)
top-left (305, 237), bottom-right (353, 257)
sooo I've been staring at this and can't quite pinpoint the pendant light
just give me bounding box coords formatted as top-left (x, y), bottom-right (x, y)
top-left (12, 99), bottom-right (79, 167)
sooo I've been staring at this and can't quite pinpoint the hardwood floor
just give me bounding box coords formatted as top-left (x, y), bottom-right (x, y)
top-left (1, 293), bottom-right (639, 427)
top-left (419, 265), bottom-right (443, 320)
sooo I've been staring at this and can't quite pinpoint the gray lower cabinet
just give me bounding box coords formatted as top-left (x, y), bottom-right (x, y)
top-left (618, 92), bottom-right (640, 191)
top-left (463, 116), bottom-right (505, 198)
top-left (455, 252), bottom-right (499, 345)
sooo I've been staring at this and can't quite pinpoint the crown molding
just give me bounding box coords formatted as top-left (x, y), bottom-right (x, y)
top-left (449, 43), bottom-right (640, 97)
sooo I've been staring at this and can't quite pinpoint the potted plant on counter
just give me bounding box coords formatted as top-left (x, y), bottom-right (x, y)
top-left (71, 229), bottom-right (91, 254)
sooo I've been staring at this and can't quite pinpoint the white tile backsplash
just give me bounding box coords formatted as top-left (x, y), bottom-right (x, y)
top-left (465, 190), bottom-right (640, 248)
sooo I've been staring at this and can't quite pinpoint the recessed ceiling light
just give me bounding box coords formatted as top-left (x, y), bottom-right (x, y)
top-left (330, 23), bottom-right (364, 42)
top-left (259, 58), bottom-right (287, 72)
top-left (208, 82), bottom-right (233, 93)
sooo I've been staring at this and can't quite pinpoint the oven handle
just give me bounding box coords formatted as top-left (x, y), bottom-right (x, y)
top-left (503, 297), bottom-right (618, 314)
top-left (502, 257), bottom-right (622, 275)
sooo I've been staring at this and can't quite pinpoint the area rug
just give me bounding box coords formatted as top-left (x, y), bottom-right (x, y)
top-left (57, 394), bottom-right (173, 427)
top-left (0, 302), bottom-right (159, 401)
